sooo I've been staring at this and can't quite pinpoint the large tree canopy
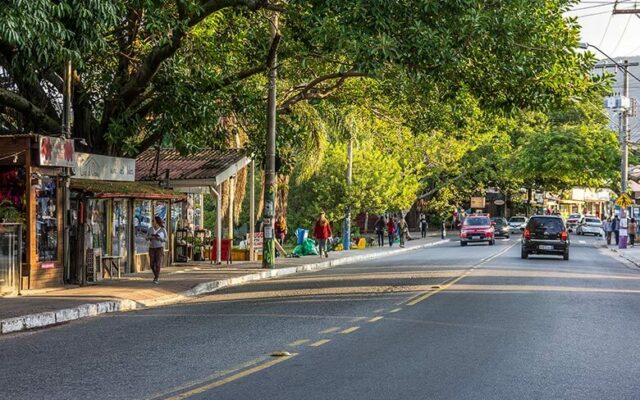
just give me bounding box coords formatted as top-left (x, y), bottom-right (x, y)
top-left (1, 0), bottom-right (603, 159)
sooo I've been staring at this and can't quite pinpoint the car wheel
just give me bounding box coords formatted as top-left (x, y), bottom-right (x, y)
top-left (521, 248), bottom-right (528, 259)
top-left (506, 235), bottom-right (510, 239)
top-left (489, 239), bottom-right (495, 246)
top-left (460, 241), bottom-right (467, 246)
top-left (563, 250), bottom-right (569, 261)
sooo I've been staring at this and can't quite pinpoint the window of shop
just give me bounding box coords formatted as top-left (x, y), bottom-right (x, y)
top-left (171, 201), bottom-right (183, 232)
top-left (87, 199), bottom-right (108, 256)
top-left (36, 176), bottom-right (57, 261)
top-left (154, 201), bottom-right (169, 250)
top-left (134, 200), bottom-right (151, 253)
top-left (112, 199), bottom-right (129, 270)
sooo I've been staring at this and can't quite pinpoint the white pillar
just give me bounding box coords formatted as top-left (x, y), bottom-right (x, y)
top-left (250, 161), bottom-right (255, 261)
top-left (228, 176), bottom-right (235, 241)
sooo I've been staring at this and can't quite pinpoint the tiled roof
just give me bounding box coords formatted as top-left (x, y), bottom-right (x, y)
top-left (70, 179), bottom-right (186, 200)
top-left (136, 148), bottom-right (248, 182)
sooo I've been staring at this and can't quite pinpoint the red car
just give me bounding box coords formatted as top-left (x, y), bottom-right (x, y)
top-left (460, 215), bottom-right (495, 246)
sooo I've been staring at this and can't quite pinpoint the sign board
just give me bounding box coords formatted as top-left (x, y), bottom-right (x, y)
top-left (250, 232), bottom-right (264, 251)
top-left (38, 135), bottom-right (76, 168)
top-left (73, 152), bottom-right (135, 182)
top-left (470, 197), bottom-right (486, 209)
top-left (494, 199), bottom-right (505, 206)
top-left (615, 193), bottom-right (634, 208)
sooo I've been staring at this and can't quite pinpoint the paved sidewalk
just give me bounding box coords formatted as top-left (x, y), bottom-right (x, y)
top-left (608, 244), bottom-right (640, 268)
top-left (0, 232), bottom-right (449, 334)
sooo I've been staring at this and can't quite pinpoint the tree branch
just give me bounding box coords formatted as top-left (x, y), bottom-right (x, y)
top-left (0, 88), bottom-right (60, 132)
top-left (278, 70), bottom-right (367, 113)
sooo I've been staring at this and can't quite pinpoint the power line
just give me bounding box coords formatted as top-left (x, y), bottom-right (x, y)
top-left (610, 15), bottom-right (633, 54)
top-left (598, 9), bottom-right (615, 46)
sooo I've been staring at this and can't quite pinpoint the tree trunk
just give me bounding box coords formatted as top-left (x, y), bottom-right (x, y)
top-left (363, 212), bottom-right (369, 233)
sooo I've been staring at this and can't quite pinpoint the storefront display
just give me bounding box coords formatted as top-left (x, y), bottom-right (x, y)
top-left (112, 199), bottom-right (129, 272)
top-left (36, 176), bottom-right (57, 261)
top-left (134, 200), bottom-right (152, 254)
top-left (87, 199), bottom-right (108, 256)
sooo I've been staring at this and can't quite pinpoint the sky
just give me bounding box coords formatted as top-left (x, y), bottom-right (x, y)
top-left (566, 1), bottom-right (640, 57)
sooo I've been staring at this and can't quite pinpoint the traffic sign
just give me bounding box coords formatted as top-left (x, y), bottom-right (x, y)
top-left (615, 193), bottom-right (634, 208)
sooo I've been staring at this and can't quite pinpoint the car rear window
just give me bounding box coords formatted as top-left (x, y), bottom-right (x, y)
top-left (585, 218), bottom-right (601, 224)
top-left (510, 217), bottom-right (525, 223)
top-left (465, 217), bottom-right (490, 226)
top-left (529, 217), bottom-right (564, 232)
top-left (569, 214), bottom-right (581, 219)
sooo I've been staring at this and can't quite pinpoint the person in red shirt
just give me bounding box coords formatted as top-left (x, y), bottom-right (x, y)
top-left (387, 217), bottom-right (396, 247)
top-left (313, 211), bottom-right (332, 258)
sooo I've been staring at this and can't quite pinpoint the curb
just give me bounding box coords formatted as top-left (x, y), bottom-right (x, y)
top-left (605, 246), bottom-right (640, 269)
top-left (1, 239), bottom-right (449, 335)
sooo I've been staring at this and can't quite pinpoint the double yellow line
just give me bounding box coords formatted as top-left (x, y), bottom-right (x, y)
top-left (405, 242), bottom-right (517, 306)
top-left (157, 354), bottom-right (296, 400)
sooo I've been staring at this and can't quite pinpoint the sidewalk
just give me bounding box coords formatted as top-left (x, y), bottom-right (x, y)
top-left (0, 232), bottom-right (449, 334)
top-left (608, 243), bottom-right (640, 268)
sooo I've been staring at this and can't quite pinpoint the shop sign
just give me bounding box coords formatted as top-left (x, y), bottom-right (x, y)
top-left (470, 197), bottom-right (485, 208)
top-left (38, 135), bottom-right (76, 168)
top-left (41, 262), bottom-right (55, 269)
top-left (73, 153), bottom-right (135, 182)
top-left (494, 199), bottom-right (505, 206)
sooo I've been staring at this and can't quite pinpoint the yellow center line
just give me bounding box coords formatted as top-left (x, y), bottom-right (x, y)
top-left (368, 316), bottom-right (384, 322)
top-left (320, 327), bottom-right (341, 334)
top-left (341, 326), bottom-right (360, 334)
top-left (405, 242), bottom-right (518, 306)
top-left (350, 317), bottom-right (367, 322)
top-left (162, 354), bottom-right (297, 400)
top-left (389, 308), bottom-right (402, 313)
top-left (287, 339), bottom-right (310, 347)
top-left (310, 339), bottom-right (331, 347)
top-left (373, 308), bottom-right (385, 313)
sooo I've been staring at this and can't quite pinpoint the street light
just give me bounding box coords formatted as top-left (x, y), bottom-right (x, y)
top-left (578, 42), bottom-right (640, 83)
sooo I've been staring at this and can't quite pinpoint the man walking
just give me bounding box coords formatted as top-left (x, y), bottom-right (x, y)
top-left (374, 215), bottom-right (386, 247)
top-left (613, 215), bottom-right (620, 245)
top-left (604, 218), bottom-right (613, 245)
top-left (420, 214), bottom-right (428, 238)
top-left (387, 217), bottom-right (396, 247)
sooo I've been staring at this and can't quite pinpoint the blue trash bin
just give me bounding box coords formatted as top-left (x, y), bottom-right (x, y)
top-left (296, 228), bottom-right (309, 245)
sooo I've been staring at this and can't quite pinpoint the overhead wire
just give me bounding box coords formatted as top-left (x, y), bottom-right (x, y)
top-left (610, 14), bottom-right (633, 54)
top-left (598, 2), bottom-right (616, 47)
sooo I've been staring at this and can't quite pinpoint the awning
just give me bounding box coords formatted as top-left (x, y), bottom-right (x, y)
top-left (70, 179), bottom-right (186, 201)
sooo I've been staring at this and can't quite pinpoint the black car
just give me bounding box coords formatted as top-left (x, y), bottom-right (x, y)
top-left (521, 215), bottom-right (569, 260)
top-left (491, 217), bottom-right (510, 238)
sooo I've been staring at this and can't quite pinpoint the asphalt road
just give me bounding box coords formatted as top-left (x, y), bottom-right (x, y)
top-left (2, 234), bottom-right (640, 399)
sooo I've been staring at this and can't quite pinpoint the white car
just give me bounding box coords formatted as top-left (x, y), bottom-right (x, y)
top-left (508, 216), bottom-right (528, 233)
top-left (576, 217), bottom-right (604, 237)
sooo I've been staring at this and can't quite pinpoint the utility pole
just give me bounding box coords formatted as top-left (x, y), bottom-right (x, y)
top-left (621, 60), bottom-right (629, 194)
top-left (342, 136), bottom-right (353, 250)
top-left (263, 13), bottom-right (280, 268)
top-left (62, 60), bottom-right (72, 283)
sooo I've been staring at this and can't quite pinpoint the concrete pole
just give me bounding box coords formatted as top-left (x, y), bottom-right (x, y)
top-left (250, 161), bottom-right (255, 261)
top-left (622, 60), bottom-right (629, 195)
top-left (263, 12), bottom-right (279, 268)
top-left (213, 185), bottom-right (222, 264)
top-left (228, 177), bottom-right (235, 240)
top-left (343, 136), bottom-right (353, 250)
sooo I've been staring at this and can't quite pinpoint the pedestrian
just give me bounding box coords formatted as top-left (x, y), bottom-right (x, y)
top-left (387, 217), bottom-right (396, 247)
top-left (613, 215), bottom-right (620, 245)
top-left (398, 216), bottom-right (409, 248)
top-left (441, 219), bottom-right (447, 239)
top-left (274, 215), bottom-right (287, 257)
top-left (374, 215), bottom-right (386, 247)
top-left (313, 211), bottom-right (332, 258)
top-left (147, 216), bottom-right (167, 284)
top-left (420, 214), bottom-right (428, 238)
top-left (604, 218), bottom-right (613, 245)
top-left (629, 218), bottom-right (637, 247)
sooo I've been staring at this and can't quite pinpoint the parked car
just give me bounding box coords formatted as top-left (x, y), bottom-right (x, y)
top-left (576, 216), bottom-right (604, 237)
top-left (491, 217), bottom-right (510, 239)
top-left (460, 215), bottom-right (495, 246)
top-left (521, 215), bottom-right (570, 260)
top-left (508, 216), bottom-right (528, 233)
top-left (565, 213), bottom-right (582, 232)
